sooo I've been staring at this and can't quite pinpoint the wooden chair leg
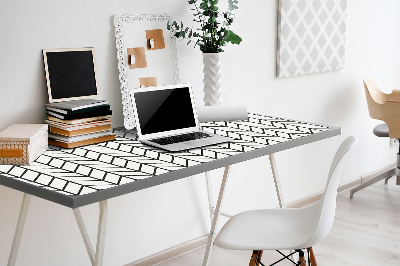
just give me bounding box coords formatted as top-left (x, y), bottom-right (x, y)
top-left (249, 250), bottom-right (263, 266)
top-left (308, 247), bottom-right (318, 266)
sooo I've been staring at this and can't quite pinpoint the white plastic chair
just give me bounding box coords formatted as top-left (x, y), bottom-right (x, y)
top-left (214, 136), bottom-right (357, 266)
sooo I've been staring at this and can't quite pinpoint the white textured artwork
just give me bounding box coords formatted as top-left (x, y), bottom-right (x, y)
top-left (277, 0), bottom-right (347, 78)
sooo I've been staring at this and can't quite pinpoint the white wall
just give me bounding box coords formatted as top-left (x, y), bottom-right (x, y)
top-left (0, 0), bottom-right (400, 265)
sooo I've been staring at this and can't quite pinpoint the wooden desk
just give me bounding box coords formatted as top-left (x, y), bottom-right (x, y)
top-left (0, 113), bottom-right (340, 266)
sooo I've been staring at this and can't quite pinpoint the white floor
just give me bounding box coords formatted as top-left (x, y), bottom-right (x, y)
top-left (159, 178), bottom-right (400, 265)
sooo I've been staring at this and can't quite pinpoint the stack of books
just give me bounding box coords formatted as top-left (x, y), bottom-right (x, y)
top-left (45, 99), bottom-right (115, 148)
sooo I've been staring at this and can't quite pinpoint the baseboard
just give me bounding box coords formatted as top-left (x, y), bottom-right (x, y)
top-left (286, 176), bottom-right (361, 208)
top-left (126, 235), bottom-right (208, 266)
top-left (360, 163), bottom-right (396, 184)
top-left (127, 163), bottom-right (396, 265)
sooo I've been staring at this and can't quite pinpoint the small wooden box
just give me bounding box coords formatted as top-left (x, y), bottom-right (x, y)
top-left (0, 124), bottom-right (48, 165)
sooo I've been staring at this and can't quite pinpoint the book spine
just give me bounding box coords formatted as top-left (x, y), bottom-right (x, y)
top-left (47, 111), bottom-right (64, 119)
top-left (48, 135), bottom-right (115, 149)
top-left (45, 120), bottom-right (112, 130)
top-left (49, 124), bottom-right (112, 136)
top-left (46, 105), bottom-right (110, 115)
top-left (48, 110), bottom-right (112, 120)
top-left (47, 107), bottom-right (68, 114)
top-left (46, 115), bottom-right (111, 125)
top-left (44, 100), bottom-right (108, 111)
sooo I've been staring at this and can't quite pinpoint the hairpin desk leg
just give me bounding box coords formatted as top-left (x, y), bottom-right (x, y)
top-left (269, 153), bottom-right (293, 261)
top-left (205, 171), bottom-right (214, 222)
top-left (202, 165), bottom-right (231, 266)
top-left (95, 200), bottom-right (108, 266)
top-left (269, 153), bottom-right (286, 208)
top-left (74, 200), bottom-right (108, 266)
top-left (74, 208), bottom-right (95, 265)
top-left (8, 193), bottom-right (31, 266)
top-left (249, 155), bottom-right (287, 265)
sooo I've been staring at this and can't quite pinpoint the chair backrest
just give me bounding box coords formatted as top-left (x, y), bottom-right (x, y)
top-left (364, 78), bottom-right (387, 120)
top-left (363, 78), bottom-right (400, 138)
top-left (302, 136), bottom-right (356, 248)
top-left (364, 78), bottom-right (400, 105)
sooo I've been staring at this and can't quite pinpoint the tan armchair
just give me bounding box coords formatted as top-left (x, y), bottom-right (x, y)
top-left (364, 78), bottom-right (400, 138)
top-left (350, 78), bottom-right (400, 197)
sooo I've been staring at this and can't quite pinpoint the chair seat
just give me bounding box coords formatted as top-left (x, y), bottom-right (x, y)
top-left (373, 123), bottom-right (389, 137)
top-left (214, 203), bottom-right (321, 251)
top-left (213, 136), bottom-right (356, 266)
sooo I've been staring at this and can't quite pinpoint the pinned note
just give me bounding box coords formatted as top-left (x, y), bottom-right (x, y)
top-left (145, 29), bottom-right (165, 50)
top-left (127, 47), bottom-right (147, 69)
top-left (140, 77), bottom-right (157, 87)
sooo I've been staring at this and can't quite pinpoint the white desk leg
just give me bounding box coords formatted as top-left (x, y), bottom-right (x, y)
top-left (73, 208), bottom-right (95, 265)
top-left (8, 193), bottom-right (31, 266)
top-left (269, 154), bottom-right (294, 260)
top-left (269, 153), bottom-right (286, 208)
top-left (95, 200), bottom-right (108, 266)
top-left (202, 166), bottom-right (231, 266)
top-left (74, 200), bottom-right (108, 266)
top-left (205, 171), bottom-right (214, 222)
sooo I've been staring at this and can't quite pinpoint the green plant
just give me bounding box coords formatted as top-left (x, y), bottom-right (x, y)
top-left (167, 0), bottom-right (242, 53)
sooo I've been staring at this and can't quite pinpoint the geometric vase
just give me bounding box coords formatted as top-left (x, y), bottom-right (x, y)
top-left (202, 53), bottom-right (222, 106)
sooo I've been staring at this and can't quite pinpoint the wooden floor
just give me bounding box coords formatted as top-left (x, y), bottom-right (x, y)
top-left (159, 178), bottom-right (400, 265)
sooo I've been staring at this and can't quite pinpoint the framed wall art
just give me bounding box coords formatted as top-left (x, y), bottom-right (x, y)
top-left (277, 0), bottom-right (347, 78)
top-left (114, 13), bottom-right (180, 129)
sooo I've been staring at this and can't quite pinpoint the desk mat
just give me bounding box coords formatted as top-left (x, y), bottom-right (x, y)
top-left (0, 114), bottom-right (333, 197)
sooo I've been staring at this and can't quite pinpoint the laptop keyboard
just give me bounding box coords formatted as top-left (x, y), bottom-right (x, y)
top-left (149, 132), bottom-right (211, 145)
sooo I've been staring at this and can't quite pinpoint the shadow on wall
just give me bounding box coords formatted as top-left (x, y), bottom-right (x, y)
top-left (38, 54), bottom-right (50, 106)
top-left (1, 55), bottom-right (49, 130)
top-left (88, 16), bottom-right (126, 128)
top-left (187, 173), bottom-right (210, 232)
top-left (319, 84), bottom-right (360, 126)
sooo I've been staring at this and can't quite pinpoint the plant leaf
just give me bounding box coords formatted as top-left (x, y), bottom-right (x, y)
top-left (228, 0), bottom-right (238, 11)
top-left (200, 2), bottom-right (208, 9)
top-left (226, 30), bottom-right (242, 44)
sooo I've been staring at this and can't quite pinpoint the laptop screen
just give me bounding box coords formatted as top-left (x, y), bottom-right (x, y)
top-left (134, 86), bottom-right (196, 135)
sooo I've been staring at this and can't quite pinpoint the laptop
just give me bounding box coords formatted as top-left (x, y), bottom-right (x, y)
top-left (130, 84), bottom-right (232, 152)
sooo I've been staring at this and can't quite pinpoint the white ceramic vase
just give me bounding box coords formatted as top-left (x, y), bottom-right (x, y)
top-left (202, 53), bottom-right (222, 106)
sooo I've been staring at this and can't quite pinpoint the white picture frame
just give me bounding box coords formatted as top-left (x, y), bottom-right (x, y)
top-left (114, 13), bottom-right (180, 130)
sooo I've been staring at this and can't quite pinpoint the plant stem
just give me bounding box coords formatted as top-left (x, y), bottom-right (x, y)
top-left (195, 3), bottom-right (207, 52)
